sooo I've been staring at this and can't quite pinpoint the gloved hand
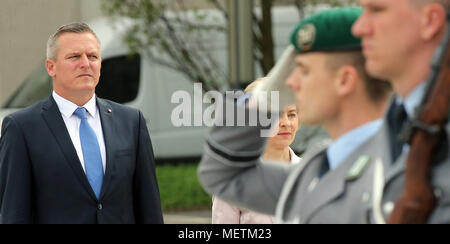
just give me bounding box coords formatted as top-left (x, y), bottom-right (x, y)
top-left (251, 45), bottom-right (297, 113)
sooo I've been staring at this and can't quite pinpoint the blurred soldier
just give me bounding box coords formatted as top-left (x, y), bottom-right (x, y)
top-left (352, 0), bottom-right (450, 223)
top-left (198, 8), bottom-right (391, 223)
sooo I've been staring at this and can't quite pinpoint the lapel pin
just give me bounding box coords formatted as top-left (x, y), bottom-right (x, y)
top-left (107, 109), bottom-right (112, 113)
top-left (346, 155), bottom-right (371, 181)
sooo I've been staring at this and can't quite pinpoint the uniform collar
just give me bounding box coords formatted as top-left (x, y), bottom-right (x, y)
top-left (327, 119), bottom-right (383, 170)
top-left (397, 81), bottom-right (428, 118)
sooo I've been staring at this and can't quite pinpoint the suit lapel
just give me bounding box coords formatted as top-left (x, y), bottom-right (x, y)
top-left (41, 97), bottom-right (97, 200)
top-left (96, 98), bottom-right (115, 200)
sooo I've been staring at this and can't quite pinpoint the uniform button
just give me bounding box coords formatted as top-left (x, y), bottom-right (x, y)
top-left (383, 202), bottom-right (394, 216)
top-left (97, 203), bottom-right (103, 210)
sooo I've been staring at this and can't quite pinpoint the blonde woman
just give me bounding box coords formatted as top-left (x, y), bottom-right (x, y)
top-left (212, 78), bottom-right (301, 224)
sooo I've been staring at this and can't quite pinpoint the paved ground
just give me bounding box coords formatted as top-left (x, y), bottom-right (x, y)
top-left (163, 210), bottom-right (212, 224)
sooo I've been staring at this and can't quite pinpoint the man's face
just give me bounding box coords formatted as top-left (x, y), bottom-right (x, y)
top-left (285, 53), bottom-right (339, 126)
top-left (47, 32), bottom-right (101, 98)
top-left (352, 0), bottom-right (423, 81)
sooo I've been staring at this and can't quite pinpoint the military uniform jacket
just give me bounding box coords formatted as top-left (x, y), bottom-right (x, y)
top-left (198, 105), bottom-right (385, 224)
top-left (358, 102), bottom-right (450, 224)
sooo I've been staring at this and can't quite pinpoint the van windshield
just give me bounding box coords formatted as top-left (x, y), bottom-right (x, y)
top-left (3, 63), bottom-right (52, 108)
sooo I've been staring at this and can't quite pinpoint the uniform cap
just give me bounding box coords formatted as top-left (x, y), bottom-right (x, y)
top-left (290, 8), bottom-right (362, 53)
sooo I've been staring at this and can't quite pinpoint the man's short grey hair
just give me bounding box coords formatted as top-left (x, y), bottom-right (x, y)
top-left (46, 22), bottom-right (100, 60)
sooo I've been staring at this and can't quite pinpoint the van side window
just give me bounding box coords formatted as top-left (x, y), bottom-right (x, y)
top-left (96, 54), bottom-right (141, 104)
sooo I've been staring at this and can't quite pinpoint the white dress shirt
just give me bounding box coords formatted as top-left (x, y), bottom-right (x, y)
top-left (289, 147), bottom-right (301, 164)
top-left (52, 91), bottom-right (106, 173)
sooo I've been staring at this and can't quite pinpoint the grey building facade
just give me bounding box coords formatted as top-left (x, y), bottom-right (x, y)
top-left (0, 0), bottom-right (103, 105)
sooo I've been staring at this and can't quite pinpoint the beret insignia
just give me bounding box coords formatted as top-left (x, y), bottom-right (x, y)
top-left (297, 24), bottom-right (316, 52)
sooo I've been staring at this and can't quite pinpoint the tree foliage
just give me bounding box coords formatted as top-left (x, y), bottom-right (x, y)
top-left (101, 0), bottom-right (357, 90)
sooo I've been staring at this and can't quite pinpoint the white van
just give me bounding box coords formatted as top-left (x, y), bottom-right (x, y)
top-left (0, 6), bottom-right (328, 160)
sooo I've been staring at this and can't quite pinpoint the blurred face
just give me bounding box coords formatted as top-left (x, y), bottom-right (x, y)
top-left (268, 105), bottom-right (299, 149)
top-left (285, 53), bottom-right (339, 126)
top-left (352, 0), bottom-right (423, 81)
top-left (46, 32), bottom-right (101, 100)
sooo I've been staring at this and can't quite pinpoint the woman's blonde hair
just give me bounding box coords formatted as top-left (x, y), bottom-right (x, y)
top-left (244, 77), bottom-right (267, 93)
top-left (245, 77), bottom-right (300, 117)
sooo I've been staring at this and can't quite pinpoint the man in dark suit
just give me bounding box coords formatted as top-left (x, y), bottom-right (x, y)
top-left (0, 23), bottom-right (163, 224)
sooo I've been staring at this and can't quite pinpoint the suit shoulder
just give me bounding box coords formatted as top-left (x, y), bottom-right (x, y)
top-left (6, 99), bottom-right (48, 121)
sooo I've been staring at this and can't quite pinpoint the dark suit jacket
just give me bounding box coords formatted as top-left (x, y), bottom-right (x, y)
top-left (0, 96), bottom-right (163, 224)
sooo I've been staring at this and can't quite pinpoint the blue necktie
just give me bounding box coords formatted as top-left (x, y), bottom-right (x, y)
top-left (74, 107), bottom-right (104, 199)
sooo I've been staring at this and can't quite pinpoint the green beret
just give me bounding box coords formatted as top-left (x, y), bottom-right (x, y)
top-left (290, 8), bottom-right (362, 53)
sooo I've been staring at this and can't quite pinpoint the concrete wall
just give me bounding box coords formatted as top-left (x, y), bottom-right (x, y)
top-left (0, 0), bottom-right (102, 105)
